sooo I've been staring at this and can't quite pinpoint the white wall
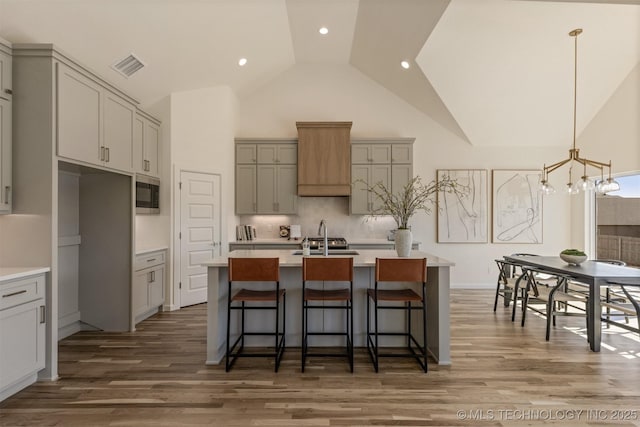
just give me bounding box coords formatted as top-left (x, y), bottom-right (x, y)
top-left (569, 63), bottom-right (640, 251)
top-left (238, 63), bottom-right (572, 288)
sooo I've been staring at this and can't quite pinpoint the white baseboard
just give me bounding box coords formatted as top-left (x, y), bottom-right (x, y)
top-left (163, 303), bottom-right (180, 312)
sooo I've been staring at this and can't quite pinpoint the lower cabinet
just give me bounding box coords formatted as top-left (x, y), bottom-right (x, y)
top-left (133, 250), bottom-right (166, 325)
top-left (0, 273), bottom-right (46, 402)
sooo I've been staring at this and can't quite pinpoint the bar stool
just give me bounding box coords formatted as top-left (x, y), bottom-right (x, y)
top-left (226, 257), bottom-right (285, 372)
top-left (301, 257), bottom-right (354, 372)
top-left (366, 257), bottom-right (428, 373)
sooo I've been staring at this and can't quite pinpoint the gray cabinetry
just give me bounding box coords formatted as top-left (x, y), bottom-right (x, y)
top-left (0, 272), bottom-right (46, 401)
top-left (351, 163), bottom-right (390, 214)
top-left (133, 250), bottom-right (166, 325)
top-left (0, 97), bottom-right (10, 214)
top-left (56, 61), bottom-right (137, 173)
top-left (0, 40), bottom-right (12, 214)
top-left (133, 111), bottom-right (161, 178)
top-left (0, 45), bottom-right (12, 101)
top-left (235, 139), bottom-right (297, 215)
top-left (351, 139), bottom-right (414, 215)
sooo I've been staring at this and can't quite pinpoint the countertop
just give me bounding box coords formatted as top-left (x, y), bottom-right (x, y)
top-left (0, 267), bottom-right (50, 282)
top-left (203, 249), bottom-right (453, 268)
top-left (136, 246), bottom-right (169, 255)
top-left (230, 238), bottom-right (420, 245)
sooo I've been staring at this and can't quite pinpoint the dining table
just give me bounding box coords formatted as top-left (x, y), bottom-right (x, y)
top-left (503, 255), bottom-right (640, 352)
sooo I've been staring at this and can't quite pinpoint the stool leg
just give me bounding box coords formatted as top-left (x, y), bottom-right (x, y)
top-left (275, 283), bottom-right (280, 373)
top-left (422, 284), bottom-right (428, 373)
top-left (302, 284), bottom-right (306, 373)
top-left (374, 294), bottom-right (379, 373)
top-left (407, 301), bottom-right (412, 349)
top-left (226, 282), bottom-right (232, 372)
top-left (350, 283), bottom-right (354, 372)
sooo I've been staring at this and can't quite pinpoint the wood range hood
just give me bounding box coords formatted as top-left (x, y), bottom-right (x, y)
top-left (296, 121), bottom-right (352, 196)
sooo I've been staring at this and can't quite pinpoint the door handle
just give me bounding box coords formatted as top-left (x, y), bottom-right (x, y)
top-left (105, 147), bottom-right (110, 162)
top-left (4, 88), bottom-right (12, 95)
top-left (40, 305), bottom-right (46, 324)
top-left (100, 146), bottom-right (105, 161)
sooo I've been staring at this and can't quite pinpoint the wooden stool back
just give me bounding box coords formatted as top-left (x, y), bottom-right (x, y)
top-left (228, 258), bottom-right (279, 282)
top-left (375, 258), bottom-right (426, 283)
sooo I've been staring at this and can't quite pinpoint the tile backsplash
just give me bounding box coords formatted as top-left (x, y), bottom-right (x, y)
top-left (238, 197), bottom-right (397, 240)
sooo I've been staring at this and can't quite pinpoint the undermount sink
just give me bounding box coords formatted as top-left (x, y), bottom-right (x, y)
top-left (291, 250), bottom-right (359, 256)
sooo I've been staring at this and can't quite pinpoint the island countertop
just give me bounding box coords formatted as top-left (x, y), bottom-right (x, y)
top-left (203, 249), bottom-right (454, 268)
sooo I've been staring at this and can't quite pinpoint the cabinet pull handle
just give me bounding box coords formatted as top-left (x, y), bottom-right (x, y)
top-left (146, 258), bottom-right (156, 262)
top-left (4, 88), bottom-right (12, 95)
top-left (100, 146), bottom-right (105, 161)
top-left (3, 186), bottom-right (9, 204)
top-left (3, 289), bottom-right (27, 298)
top-left (105, 147), bottom-right (110, 162)
top-left (40, 305), bottom-right (46, 324)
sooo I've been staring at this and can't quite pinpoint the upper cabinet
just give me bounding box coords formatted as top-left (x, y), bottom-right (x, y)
top-left (235, 139), bottom-right (297, 215)
top-left (0, 40), bottom-right (11, 214)
top-left (296, 122), bottom-right (352, 196)
top-left (57, 62), bottom-right (136, 173)
top-left (133, 110), bottom-right (161, 178)
top-left (0, 46), bottom-right (11, 101)
top-left (350, 138), bottom-right (414, 215)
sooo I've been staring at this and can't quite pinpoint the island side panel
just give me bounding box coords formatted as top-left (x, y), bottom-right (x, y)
top-left (206, 266), bottom-right (229, 365)
top-left (426, 265), bottom-right (451, 365)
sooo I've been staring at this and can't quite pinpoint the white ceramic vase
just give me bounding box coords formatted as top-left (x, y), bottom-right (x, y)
top-left (395, 229), bottom-right (412, 257)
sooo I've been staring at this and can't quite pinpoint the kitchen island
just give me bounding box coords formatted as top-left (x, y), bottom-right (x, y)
top-left (203, 249), bottom-right (454, 365)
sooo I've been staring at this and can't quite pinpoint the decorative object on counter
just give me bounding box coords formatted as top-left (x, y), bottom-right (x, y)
top-left (236, 225), bottom-right (256, 241)
top-left (559, 249), bottom-right (587, 265)
top-left (362, 175), bottom-right (467, 256)
top-left (437, 169), bottom-right (487, 243)
top-left (279, 225), bottom-right (290, 238)
top-left (302, 237), bottom-right (311, 256)
top-left (492, 170), bottom-right (543, 244)
top-left (387, 229), bottom-right (396, 241)
top-left (539, 29), bottom-right (620, 196)
top-left (289, 224), bottom-right (301, 240)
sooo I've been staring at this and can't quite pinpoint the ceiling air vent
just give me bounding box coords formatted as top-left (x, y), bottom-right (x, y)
top-left (111, 53), bottom-right (145, 78)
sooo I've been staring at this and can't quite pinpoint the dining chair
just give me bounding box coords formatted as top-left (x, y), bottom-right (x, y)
top-left (602, 279), bottom-right (640, 336)
top-left (366, 258), bottom-right (428, 373)
top-left (301, 257), bottom-right (353, 372)
top-left (226, 257), bottom-right (286, 372)
top-left (520, 266), bottom-right (590, 341)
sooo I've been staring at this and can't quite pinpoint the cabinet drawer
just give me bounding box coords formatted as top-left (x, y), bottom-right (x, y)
top-left (135, 251), bottom-right (165, 270)
top-left (0, 274), bottom-right (45, 311)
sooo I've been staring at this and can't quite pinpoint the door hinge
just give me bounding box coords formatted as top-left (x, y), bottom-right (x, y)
top-left (179, 282), bottom-right (182, 289)
top-left (179, 232), bottom-right (182, 239)
top-left (179, 182), bottom-right (182, 190)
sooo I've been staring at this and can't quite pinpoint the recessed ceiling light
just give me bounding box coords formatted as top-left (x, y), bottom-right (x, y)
top-left (319, 27), bottom-right (329, 35)
top-left (238, 58), bottom-right (247, 66)
top-left (400, 60), bottom-right (410, 70)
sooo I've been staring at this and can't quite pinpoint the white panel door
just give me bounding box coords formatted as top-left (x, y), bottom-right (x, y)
top-left (179, 171), bottom-right (221, 307)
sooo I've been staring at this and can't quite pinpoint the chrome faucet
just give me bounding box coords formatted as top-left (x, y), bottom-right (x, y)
top-left (318, 219), bottom-right (328, 256)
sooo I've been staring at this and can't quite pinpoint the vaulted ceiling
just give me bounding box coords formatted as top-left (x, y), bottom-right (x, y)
top-left (0, 0), bottom-right (638, 147)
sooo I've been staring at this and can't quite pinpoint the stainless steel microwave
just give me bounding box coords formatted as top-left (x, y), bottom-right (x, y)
top-left (136, 175), bottom-right (160, 214)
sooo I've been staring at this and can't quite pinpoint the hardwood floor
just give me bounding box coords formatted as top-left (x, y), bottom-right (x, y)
top-left (2, 290), bottom-right (640, 426)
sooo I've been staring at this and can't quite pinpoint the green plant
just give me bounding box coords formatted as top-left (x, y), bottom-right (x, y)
top-left (359, 175), bottom-right (468, 229)
top-left (561, 248), bottom-right (587, 256)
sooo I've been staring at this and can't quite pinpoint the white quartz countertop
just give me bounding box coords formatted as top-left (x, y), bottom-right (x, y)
top-left (203, 249), bottom-right (454, 268)
top-left (0, 267), bottom-right (50, 282)
top-left (231, 238), bottom-right (420, 245)
top-left (136, 246), bottom-right (169, 255)
top-left (231, 239), bottom-right (300, 245)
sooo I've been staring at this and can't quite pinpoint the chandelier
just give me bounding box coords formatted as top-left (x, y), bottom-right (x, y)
top-left (539, 29), bottom-right (620, 195)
